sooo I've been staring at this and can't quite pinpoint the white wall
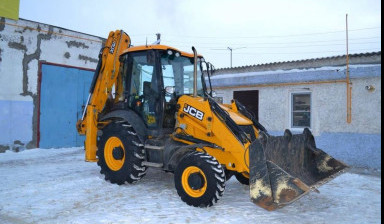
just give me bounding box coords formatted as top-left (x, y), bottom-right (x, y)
top-left (215, 77), bottom-right (381, 136)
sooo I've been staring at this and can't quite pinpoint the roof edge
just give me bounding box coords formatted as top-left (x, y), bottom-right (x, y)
top-left (215, 51), bottom-right (381, 75)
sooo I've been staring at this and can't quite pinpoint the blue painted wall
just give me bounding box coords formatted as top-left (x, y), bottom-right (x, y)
top-left (316, 132), bottom-right (381, 169)
top-left (267, 131), bottom-right (381, 169)
top-left (39, 64), bottom-right (93, 148)
top-left (0, 100), bottom-right (33, 145)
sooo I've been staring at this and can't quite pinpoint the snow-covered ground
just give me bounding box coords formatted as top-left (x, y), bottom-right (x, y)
top-left (0, 147), bottom-right (381, 224)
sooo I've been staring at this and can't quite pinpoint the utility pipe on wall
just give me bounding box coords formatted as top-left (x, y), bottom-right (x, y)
top-left (346, 14), bottom-right (352, 123)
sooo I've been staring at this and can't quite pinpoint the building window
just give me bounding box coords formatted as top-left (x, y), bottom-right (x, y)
top-left (291, 93), bottom-right (311, 128)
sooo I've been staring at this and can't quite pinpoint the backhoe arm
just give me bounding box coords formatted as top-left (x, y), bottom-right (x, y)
top-left (76, 30), bottom-right (131, 161)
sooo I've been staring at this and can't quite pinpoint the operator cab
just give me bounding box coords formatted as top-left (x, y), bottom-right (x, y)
top-left (111, 46), bottom-right (212, 137)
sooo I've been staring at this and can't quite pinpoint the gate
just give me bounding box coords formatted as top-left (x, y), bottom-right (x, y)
top-left (39, 63), bottom-right (94, 148)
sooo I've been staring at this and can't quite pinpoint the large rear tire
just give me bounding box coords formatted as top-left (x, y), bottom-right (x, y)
top-left (97, 121), bottom-right (147, 185)
top-left (174, 151), bottom-right (225, 207)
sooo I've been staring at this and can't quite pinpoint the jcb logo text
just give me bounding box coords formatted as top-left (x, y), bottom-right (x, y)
top-left (183, 104), bottom-right (204, 121)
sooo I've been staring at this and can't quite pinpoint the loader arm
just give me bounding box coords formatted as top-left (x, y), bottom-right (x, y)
top-left (173, 50), bottom-right (348, 210)
top-left (76, 30), bottom-right (131, 161)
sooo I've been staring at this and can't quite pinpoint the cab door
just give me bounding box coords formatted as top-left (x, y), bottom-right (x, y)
top-left (124, 50), bottom-right (164, 131)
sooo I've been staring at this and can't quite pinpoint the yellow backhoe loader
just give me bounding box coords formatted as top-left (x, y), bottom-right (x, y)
top-left (77, 30), bottom-right (348, 210)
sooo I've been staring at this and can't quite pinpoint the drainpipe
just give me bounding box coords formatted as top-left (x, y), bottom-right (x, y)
top-left (346, 14), bottom-right (352, 123)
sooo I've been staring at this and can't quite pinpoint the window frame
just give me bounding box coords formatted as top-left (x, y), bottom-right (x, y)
top-left (290, 92), bottom-right (312, 129)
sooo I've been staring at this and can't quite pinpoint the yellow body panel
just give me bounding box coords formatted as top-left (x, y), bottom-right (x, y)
top-left (174, 95), bottom-right (255, 173)
top-left (219, 104), bottom-right (252, 125)
top-left (84, 107), bottom-right (98, 161)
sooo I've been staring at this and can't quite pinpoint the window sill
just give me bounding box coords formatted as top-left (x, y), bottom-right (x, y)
top-left (289, 127), bottom-right (312, 134)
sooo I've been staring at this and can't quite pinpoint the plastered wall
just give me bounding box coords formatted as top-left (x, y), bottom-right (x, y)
top-left (0, 17), bottom-right (104, 151)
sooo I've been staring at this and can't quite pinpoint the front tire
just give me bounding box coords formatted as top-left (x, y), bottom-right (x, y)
top-left (174, 151), bottom-right (226, 207)
top-left (97, 121), bottom-right (147, 185)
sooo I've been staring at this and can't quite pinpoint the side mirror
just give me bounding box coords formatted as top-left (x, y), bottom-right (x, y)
top-left (165, 86), bottom-right (175, 95)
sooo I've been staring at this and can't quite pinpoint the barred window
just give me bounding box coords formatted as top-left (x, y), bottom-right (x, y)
top-left (291, 93), bottom-right (311, 128)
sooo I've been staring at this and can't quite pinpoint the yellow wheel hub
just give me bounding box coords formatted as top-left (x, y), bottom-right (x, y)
top-left (104, 137), bottom-right (125, 171)
top-left (181, 166), bottom-right (207, 198)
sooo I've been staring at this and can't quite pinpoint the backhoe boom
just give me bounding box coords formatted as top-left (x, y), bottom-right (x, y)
top-left (76, 30), bottom-right (131, 161)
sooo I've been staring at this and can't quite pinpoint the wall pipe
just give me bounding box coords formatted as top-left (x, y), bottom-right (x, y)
top-left (346, 14), bottom-right (352, 123)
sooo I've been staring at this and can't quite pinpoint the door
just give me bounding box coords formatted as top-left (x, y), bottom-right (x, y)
top-left (39, 63), bottom-right (94, 148)
top-left (233, 90), bottom-right (259, 120)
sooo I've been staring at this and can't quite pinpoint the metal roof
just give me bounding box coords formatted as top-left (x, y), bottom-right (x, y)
top-left (215, 51), bottom-right (381, 75)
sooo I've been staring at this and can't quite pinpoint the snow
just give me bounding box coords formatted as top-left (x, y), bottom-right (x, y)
top-left (210, 64), bottom-right (379, 80)
top-left (0, 147), bottom-right (381, 224)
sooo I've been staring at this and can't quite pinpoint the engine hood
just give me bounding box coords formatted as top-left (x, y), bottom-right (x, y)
top-left (219, 104), bottom-right (253, 125)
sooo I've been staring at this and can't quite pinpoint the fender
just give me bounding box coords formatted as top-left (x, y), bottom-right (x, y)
top-left (99, 110), bottom-right (147, 143)
top-left (165, 143), bottom-right (213, 171)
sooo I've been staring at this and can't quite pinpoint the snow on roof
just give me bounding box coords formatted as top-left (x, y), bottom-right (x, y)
top-left (211, 64), bottom-right (379, 80)
top-left (211, 63), bottom-right (381, 87)
top-left (215, 51), bottom-right (381, 74)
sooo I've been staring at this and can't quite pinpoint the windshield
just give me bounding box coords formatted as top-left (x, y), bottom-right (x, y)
top-left (117, 50), bottom-right (205, 128)
top-left (160, 50), bottom-right (204, 99)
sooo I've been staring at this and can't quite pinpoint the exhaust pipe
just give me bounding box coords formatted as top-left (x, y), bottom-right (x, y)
top-left (192, 46), bottom-right (197, 97)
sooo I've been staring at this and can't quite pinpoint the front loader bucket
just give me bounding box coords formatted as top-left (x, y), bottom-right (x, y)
top-left (249, 128), bottom-right (348, 211)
